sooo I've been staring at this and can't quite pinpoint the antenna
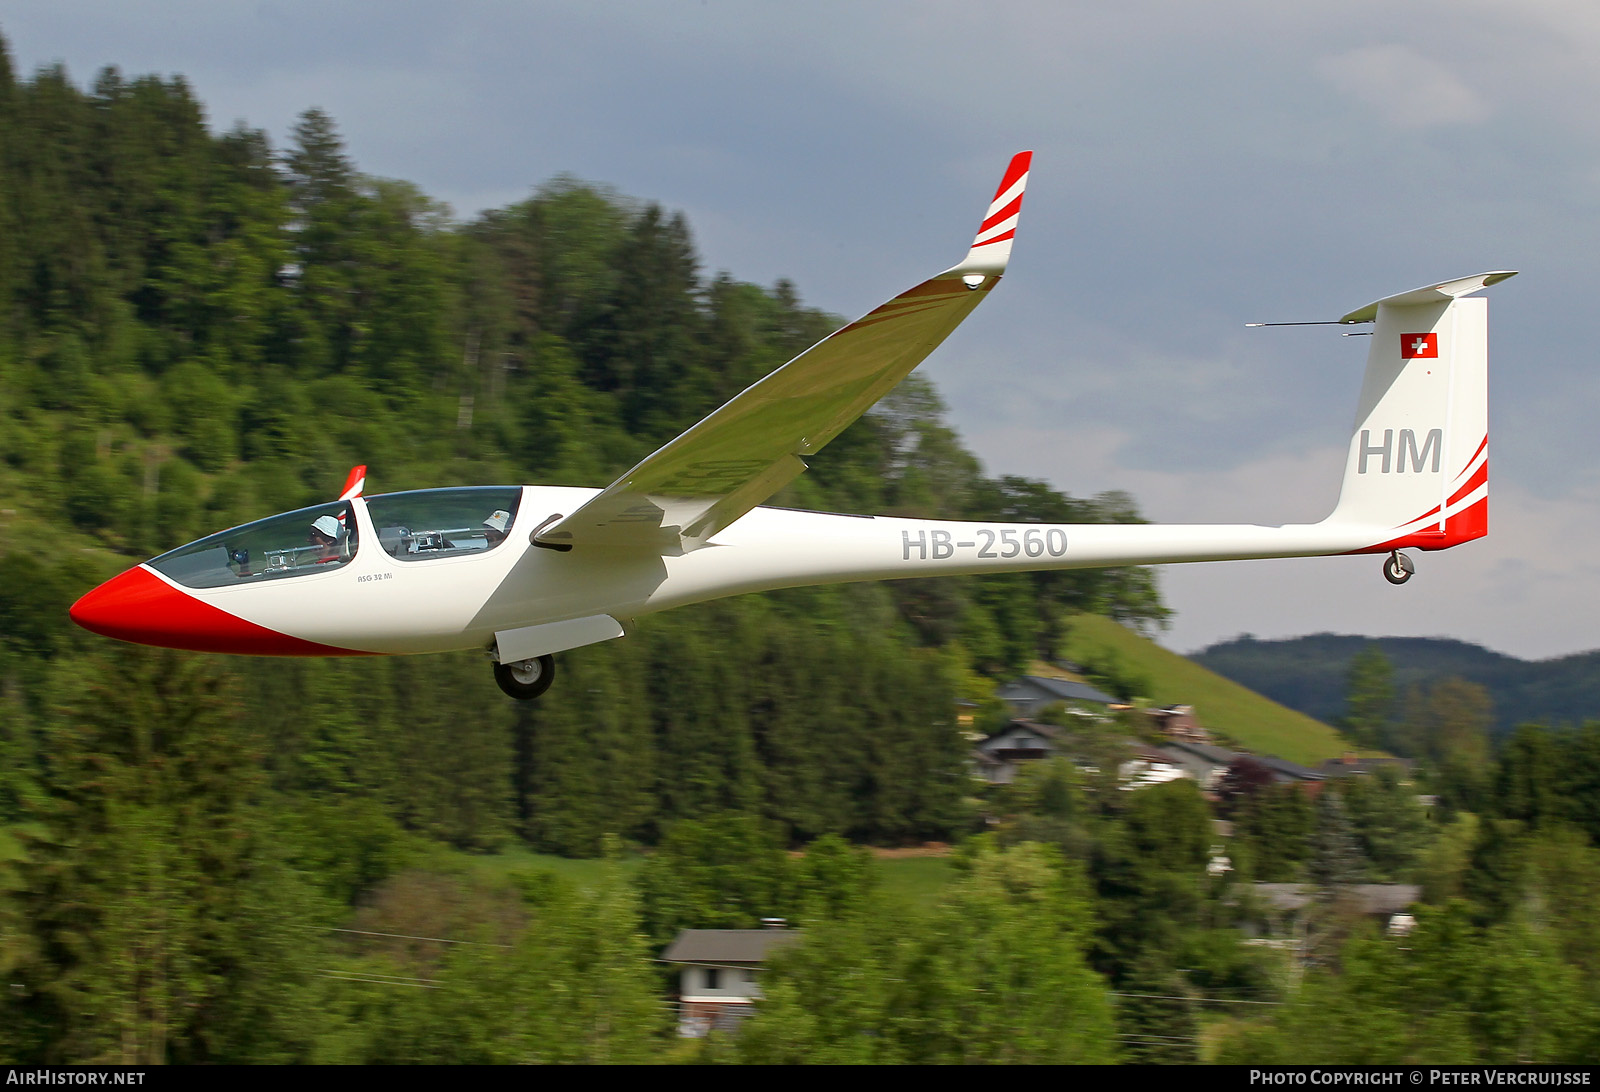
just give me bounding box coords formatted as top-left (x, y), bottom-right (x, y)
top-left (1244, 320), bottom-right (1365, 328)
top-left (1245, 318), bottom-right (1374, 336)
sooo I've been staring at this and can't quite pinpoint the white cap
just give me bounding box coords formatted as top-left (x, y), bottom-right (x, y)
top-left (483, 510), bottom-right (511, 533)
top-left (311, 515), bottom-right (341, 539)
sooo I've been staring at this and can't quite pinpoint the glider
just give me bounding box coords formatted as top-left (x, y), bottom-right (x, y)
top-left (69, 152), bottom-right (1516, 698)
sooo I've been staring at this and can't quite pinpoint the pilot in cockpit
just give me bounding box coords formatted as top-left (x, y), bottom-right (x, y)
top-left (309, 514), bottom-right (346, 562)
top-left (483, 510), bottom-right (511, 548)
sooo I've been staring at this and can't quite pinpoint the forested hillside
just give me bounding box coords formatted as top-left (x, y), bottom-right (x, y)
top-left (4, 38), bottom-right (1600, 1065)
top-left (1195, 633), bottom-right (1600, 738)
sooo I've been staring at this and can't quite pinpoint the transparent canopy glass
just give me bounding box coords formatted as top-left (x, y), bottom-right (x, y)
top-left (149, 501), bottom-right (359, 589)
top-left (363, 487), bottom-right (522, 562)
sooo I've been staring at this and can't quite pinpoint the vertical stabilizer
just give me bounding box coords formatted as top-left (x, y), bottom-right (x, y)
top-left (1323, 272), bottom-right (1513, 552)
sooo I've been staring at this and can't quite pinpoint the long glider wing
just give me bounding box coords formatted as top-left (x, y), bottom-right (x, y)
top-left (534, 151), bottom-right (1033, 554)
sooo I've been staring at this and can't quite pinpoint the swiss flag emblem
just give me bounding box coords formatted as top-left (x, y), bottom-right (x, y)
top-left (1401, 333), bottom-right (1438, 359)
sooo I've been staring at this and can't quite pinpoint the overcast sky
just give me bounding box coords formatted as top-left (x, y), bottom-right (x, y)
top-left (5, 1), bottom-right (1596, 661)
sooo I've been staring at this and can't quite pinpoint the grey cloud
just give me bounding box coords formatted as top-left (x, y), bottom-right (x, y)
top-left (1317, 44), bottom-right (1490, 129)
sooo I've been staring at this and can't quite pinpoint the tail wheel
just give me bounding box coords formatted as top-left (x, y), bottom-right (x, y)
top-left (494, 654), bottom-right (556, 700)
top-left (1383, 551), bottom-right (1415, 585)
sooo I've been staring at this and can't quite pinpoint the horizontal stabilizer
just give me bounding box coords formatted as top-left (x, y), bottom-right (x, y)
top-left (1339, 271), bottom-right (1517, 325)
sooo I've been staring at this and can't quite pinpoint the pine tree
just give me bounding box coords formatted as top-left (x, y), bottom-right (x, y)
top-left (636, 813), bottom-right (795, 945)
top-left (1341, 644), bottom-right (1395, 749)
top-left (1310, 788), bottom-right (1368, 890)
top-left (738, 841), bottom-right (1116, 1064)
top-left (8, 649), bottom-right (324, 1062)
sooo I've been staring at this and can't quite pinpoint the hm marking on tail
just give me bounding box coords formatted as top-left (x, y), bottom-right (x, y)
top-left (1358, 428), bottom-right (1443, 475)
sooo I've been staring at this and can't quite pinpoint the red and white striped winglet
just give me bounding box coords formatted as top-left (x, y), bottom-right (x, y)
top-left (338, 464), bottom-right (367, 500)
top-left (959, 151), bottom-right (1032, 274)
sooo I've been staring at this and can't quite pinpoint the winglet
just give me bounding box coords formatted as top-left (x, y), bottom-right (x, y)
top-left (1338, 271), bottom-right (1517, 325)
top-left (955, 150), bottom-right (1032, 277)
top-left (338, 465), bottom-right (367, 500)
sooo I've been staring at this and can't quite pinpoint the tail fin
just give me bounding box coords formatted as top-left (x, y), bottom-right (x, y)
top-left (1324, 272), bottom-right (1516, 552)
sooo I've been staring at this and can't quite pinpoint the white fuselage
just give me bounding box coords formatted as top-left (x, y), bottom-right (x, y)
top-left (174, 484), bottom-right (1389, 657)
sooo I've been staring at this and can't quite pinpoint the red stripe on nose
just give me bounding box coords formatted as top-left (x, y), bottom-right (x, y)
top-left (69, 566), bottom-right (369, 656)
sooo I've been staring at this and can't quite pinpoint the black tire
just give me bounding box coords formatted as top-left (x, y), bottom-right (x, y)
top-left (1383, 551), bottom-right (1415, 585)
top-left (494, 654), bottom-right (556, 700)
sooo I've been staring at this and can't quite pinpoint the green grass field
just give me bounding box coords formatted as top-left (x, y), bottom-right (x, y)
top-left (453, 844), bottom-right (645, 887)
top-left (1061, 613), bottom-right (1352, 767)
top-left (871, 855), bottom-right (956, 910)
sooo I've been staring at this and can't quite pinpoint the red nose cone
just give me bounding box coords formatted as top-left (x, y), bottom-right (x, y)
top-left (70, 566), bottom-right (193, 645)
top-left (70, 565), bottom-right (367, 656)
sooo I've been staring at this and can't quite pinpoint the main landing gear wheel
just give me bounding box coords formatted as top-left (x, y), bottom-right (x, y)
top-left (1383, 551), bottom-right (1416, 586)
top-left (494, 654), bottom-right (556, 700)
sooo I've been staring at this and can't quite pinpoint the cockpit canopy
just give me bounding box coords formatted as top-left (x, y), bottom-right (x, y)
top-left (147, 487), bottom-right (522, 589)
top-left (149, 500), bottom-right (360, 589)
top-left (365, 487), bottom-right (522, 561)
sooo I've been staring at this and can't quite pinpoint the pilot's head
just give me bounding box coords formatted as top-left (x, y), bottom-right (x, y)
top-left (483, 510), bottom-right (511, 546)
top-left (310, 514), bottom-right (341, 546)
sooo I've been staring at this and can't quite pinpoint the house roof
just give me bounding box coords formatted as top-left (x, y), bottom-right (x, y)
top-left (1254, 755), bottom-right (1326, 782)
top-left (1128, 744), bottom-right (1182, 765)
top-left (661, 929), bottom-right (803, 965)
top-left (1157, 746), bottom-right (1223, 781)
top-left (999, 676), bottom-right (1119, 707)
top-left (1250, 883), bottom-right (1421, 916)
top-left (1164, 740), bottom-right (1237, 766)
top-left (1316, 756), bottom-right (1414, 779)
top-left (979, 719), bottom-right (1070, 746)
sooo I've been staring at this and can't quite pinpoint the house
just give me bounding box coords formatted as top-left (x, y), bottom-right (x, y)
top-left (660, 927), bottom-right (803, 1037)
top-left (973, 720), bottom-right (1201, 792)
top-left (1249, 882), bottom-right (1421, 921)
top-left (1144, 704), bottom-right (1211, 743)
top-left (1160, 740), bottom-right (1237, 791)
top-left (1119, 744), bottom-right (1189, 790)
top-left (1239, 883), bottom-right (1423, 956)
top-left (994, 675), bottom-right (1120, 718)
top-left (972, 719), bottom-right (1068, 784)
